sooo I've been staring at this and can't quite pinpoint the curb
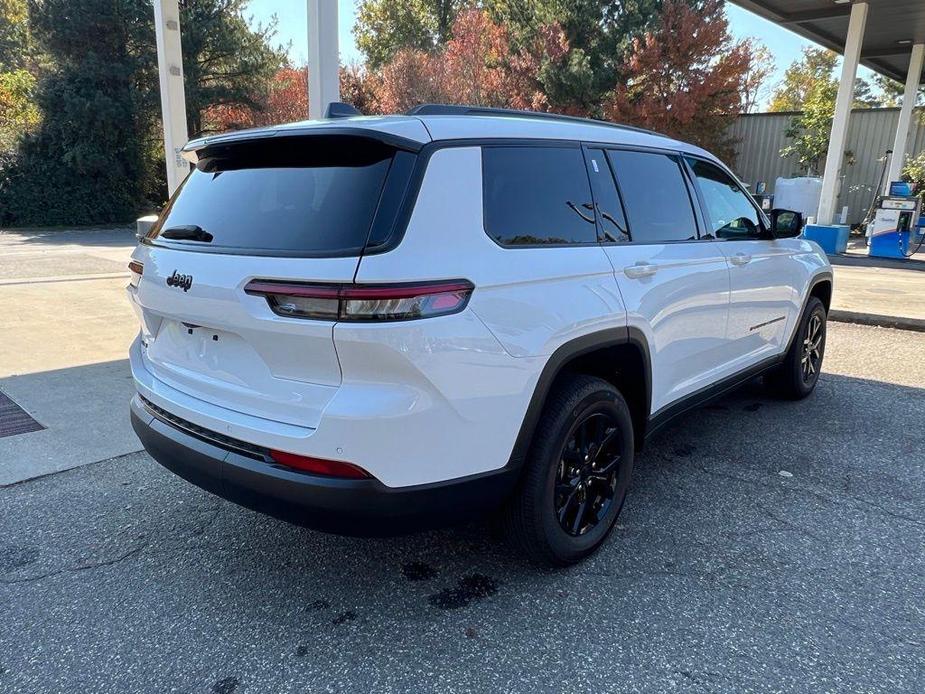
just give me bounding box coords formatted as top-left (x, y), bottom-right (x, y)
top-left (829, 309), bottom-right (925, 332)
top-left (828, 254), bottom-right (925, 272)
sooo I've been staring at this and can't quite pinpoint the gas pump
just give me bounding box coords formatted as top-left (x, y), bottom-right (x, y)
top-left (868, 181), bottom-right (924, 259)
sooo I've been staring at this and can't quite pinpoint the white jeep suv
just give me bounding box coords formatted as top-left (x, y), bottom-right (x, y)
top-left (128, 105), bottom-right (832, 565)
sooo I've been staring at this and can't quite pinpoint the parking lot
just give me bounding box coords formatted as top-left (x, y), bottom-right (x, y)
top-left (1, 228), bottom-right (924, 693)
top-left (0, 320), bottom-right (921, 692)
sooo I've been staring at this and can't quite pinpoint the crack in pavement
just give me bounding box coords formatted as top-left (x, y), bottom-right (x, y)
top-left (0, 544), bottom-right (146, 585)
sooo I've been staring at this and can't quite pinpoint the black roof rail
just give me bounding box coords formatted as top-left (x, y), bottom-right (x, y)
top-left (406, 104), bottom-right (662, 137)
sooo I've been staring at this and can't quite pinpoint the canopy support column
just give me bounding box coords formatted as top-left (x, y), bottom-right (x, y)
top-left (817, 1), bottom-right (868, 225)
top-left (885, 43), bottom-right (925, 191)
top-left (154, 0), bottom-right (189, 196)
top-left (307, 0), bottom-right (340, 120)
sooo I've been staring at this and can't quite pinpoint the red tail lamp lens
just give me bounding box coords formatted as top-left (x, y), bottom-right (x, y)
top-left (269, 450), bottom-right (371, 479)
top-left (244, 280), bottom-right (474, 321)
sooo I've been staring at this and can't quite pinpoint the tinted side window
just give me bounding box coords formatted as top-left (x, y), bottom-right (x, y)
top-left (686, 157), bottom-right (761, 239)
top-left (607, 150), bottom-right (697, 243)
top-left (482, 146), bottom-right (597, 245)
top-left (585, 148), bottom-right (629, 242)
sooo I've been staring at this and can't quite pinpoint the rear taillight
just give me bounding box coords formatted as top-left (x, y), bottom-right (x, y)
top-left (128, 260), bottom-right (144, 288)
top-left (244, 279), bottom-right (474, 322)
top-left (269, 450), bottom-right (371, 479)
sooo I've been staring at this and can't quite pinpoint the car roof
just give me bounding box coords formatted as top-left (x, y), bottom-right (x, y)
top-left (182, 111), bottom-right (719, 164)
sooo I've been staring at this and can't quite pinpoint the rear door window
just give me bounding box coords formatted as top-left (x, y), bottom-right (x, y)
top-left (149, 136), bottom-right (402, 256)
top-left (482, 146), bottom-right (597, 246)
top-left (606, 150), bottom-right (698, 243)
top-left (584, 148), bottom-right (629, 243)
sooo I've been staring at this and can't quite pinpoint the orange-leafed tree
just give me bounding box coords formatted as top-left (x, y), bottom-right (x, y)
top-left (604, 0), bottom-right (752, 159)
top-left (374, 9), bottom-right (569, 114)
top-left (205, 66), bottom-right (308, 131)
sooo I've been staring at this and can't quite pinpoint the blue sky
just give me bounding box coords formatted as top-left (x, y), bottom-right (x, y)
top-left (245, 0), bottom-right (879, 110)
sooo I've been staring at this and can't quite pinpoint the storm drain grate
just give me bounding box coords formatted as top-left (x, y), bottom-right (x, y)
top-left (0, 390), bottom-right (44, 438)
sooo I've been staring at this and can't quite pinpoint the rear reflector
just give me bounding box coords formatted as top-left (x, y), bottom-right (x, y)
top-left (269, 450), bottom-right (371, 479)
top-left (244, 279), bottom-right (474, 322)
top-left (128, 260), bottom-right (144, 288)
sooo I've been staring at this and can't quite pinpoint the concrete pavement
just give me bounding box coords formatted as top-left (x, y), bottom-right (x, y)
top-left (830, 264), bottom-right (925, 330)
top-left (0, 227), bottom-right (141, 485)
top-left (1, 322), bottom-right (922, 693)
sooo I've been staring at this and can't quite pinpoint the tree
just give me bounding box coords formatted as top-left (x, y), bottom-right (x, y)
top-left (1, 0), bottom-right (289, 226)
top-left (354, 0), bottom-right (466, 70)
top-left (340, 63), bottom-right (382, 115)
top-left (205, 65), bottom-right (308, 131)
top-left (872, 74), bottom-right (924, 108)
top-left (603, 0), bottom-right (754, 159)
top-left (901, 150), bottom-right (925, 202)
top-left (0, 0), bottom-right (32, 70)
top-left (769, 47), bottom-right (837, 112)
top-left (0, 0), bottom-right (39, 159)
top-left (485, 0), bottom-right (682, 116)
top-left (176, 0), bottom-right (287, 136)
top-left (373, 9), bottom-right (568, 114)
top-left (0, 69), bottom-right (39, 154)
top-left (741, 41), bottom-right (774, 114)
top-left (0, 0), bottom-right (154, 226)
top-left (779, 74), bottom-right (837, 175)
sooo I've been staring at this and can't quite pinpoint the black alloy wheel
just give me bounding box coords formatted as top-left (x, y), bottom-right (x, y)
top-left (801, 311), bottom-right (824, 384)
top-left (555, 411), bottom-right (623, 537)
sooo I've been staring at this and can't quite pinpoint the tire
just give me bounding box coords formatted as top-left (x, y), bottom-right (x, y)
top-left (765, 296), bottom-right (827, 400)
top-left (501, 374), bottom-right (634, 566)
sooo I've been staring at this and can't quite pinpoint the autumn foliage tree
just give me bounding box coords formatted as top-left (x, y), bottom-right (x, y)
top-left (205, 66), bottom-right (308, 130)
top-left (374, 9), bottom-right (568, 113)
top-left (604, 0), bottom-right (752, 159)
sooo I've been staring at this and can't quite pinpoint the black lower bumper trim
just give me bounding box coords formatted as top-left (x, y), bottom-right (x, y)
top-left (130, 397), bottom-right (518, 536)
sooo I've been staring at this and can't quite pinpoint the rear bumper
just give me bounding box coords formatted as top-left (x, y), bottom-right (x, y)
top-left (130, 395), bottom-right (518, 536)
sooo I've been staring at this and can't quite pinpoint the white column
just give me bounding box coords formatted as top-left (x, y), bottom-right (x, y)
top-left (307, 0), bottom-right (340, 119)
top-left (817, 1), bottom-right (868, 225)
top-left (885, 43), bottom-right (925, 191)
top-left (154, 0), bottom-right (190, 196)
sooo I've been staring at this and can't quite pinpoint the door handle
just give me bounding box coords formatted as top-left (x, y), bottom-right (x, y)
top-left (623, 261), bottom-right (657, 279)
top-left (730, 252), bottom-right (752, 266)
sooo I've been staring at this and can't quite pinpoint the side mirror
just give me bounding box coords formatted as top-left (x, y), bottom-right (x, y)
top-left (770, 208), bottom-right (803, 238)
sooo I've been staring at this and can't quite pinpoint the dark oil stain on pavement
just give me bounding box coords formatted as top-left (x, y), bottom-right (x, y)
top-left (401, 561), bottom-right (437, 582)
top-left (743, 402), bottom-right (764, 412)
top-left (295, 645), bottom-right (309, 657)
top-left (332, 611), bottom-right (357, 625)
top-left (212, 676), bottom-right (239, 694)
top-left (429, 574), bottom-right (499, 610)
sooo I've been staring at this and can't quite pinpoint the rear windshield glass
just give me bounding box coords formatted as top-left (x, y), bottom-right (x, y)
top-left (149, 136), bottom-right (397, 256)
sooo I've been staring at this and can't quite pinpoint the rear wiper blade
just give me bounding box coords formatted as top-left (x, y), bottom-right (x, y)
top-left (160, 224), bottom-right (214, 243)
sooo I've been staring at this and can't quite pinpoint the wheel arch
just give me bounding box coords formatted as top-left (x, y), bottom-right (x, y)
top-left (507, 327), bottom-right (652, 470)
top-left (809, 276), bottom-right (832, 312)
top-left (784, 271), bottom-right (833, 355)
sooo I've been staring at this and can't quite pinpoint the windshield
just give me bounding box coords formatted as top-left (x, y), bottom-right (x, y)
top-left (148, 136), bottom-right (397, 256)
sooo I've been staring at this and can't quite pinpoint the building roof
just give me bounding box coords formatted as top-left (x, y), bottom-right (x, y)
top-left (729, 0), bottom-right (925, 84)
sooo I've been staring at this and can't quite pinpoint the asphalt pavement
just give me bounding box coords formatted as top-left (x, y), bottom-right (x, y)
top-left (1, 322), bottom-right (923, 693)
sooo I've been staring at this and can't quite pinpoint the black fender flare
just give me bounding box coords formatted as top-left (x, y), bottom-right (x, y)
top-left (506, 326), bottom-right (652, 469)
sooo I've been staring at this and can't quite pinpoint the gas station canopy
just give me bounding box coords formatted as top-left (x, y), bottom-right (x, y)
top-left (730, 0), bottom-right (925, 83)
